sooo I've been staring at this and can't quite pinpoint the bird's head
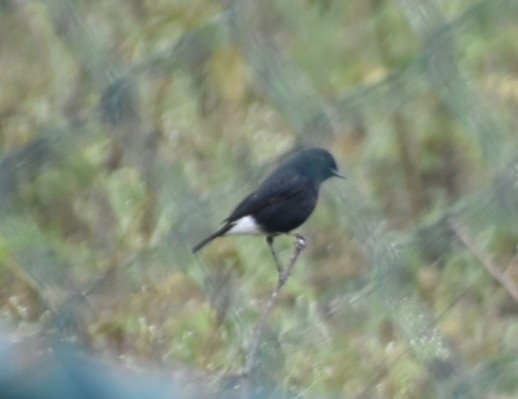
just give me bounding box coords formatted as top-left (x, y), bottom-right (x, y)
top-left (295, 148), bottom-right (346, 182)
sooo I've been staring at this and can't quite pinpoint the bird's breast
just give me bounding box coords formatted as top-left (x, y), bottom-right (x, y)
top-left (254, 185), bottom-right (319, 233)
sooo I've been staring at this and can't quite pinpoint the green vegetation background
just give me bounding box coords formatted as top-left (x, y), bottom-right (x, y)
top-left (1, 0), bottom-right (518, 398)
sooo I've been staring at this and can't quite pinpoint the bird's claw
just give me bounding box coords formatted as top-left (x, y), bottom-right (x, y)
top-left (294, 233), bottom-right (307, 250)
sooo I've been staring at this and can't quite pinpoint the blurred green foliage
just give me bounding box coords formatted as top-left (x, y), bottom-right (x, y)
top-left (1, 0), bottom-right (518, 398)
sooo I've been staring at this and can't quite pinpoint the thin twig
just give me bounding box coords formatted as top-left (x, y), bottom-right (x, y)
top-left (450, 218), bottom-right (518, 303)
top-left (245, 234), bottom-right (307, 376)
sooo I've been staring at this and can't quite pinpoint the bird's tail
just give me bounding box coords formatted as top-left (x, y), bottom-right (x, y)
top-left (192, 223), bottom-right (232, 253)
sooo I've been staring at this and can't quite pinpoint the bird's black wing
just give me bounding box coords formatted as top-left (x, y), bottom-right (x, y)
top-left (225, 170), bottom-right (309, 223)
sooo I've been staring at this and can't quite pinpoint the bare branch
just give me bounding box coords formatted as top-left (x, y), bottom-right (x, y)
top-left (244, 234), bottom-right (307, 381)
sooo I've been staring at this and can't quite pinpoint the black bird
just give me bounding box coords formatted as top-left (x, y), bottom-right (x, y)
top-left (192, 148), bottom-right (345, 253)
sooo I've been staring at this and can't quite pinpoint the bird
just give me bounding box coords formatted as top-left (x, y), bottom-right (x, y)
top-left (192, 148), bottom-right (345, 253)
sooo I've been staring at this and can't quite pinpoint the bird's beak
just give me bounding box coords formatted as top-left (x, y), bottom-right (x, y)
top-left (331, 169), bottom-right (347, 179)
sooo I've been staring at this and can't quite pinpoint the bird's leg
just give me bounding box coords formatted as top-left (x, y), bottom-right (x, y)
top-left (266, 235), bottom-right (283, 275)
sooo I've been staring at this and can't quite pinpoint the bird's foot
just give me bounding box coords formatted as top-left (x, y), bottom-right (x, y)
top-left (292, 233), bottom-right (307, 251)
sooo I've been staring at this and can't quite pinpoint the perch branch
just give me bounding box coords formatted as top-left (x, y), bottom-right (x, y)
top-left (245, 234), bottom-right (307, 376)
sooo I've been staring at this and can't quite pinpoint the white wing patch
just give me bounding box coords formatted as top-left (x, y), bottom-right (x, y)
top-left (226, 216), bottom-right (264, 236)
